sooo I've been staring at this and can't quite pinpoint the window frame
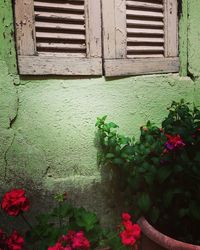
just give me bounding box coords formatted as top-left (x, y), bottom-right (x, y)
top-left (102, 0), bottom-right (179, 76)
top-left (14, 0), bottom-right (179, 76)
top-left (15, 0), bottom-right (102, 75)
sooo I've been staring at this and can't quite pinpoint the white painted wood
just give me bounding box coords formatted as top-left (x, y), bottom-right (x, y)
top-left (85, 0), bottom-right (102, 58)
top-left (127, 54), bottom-right (164, 58)
top-left (126, 9), bottom-right (164, 18)
top-left (127, 19), bottom-right (164, 28)
top-left (15, 0), bottom-right (36, 55)
top-left (164, 0), bottom-right (178, 57)
top-left (115, 0), bottom-right (127, 58)
top-left (34, 1), bottom-right (84, 12)
top-left (127, 28), bottom-right (164, 35)
top-left (18, 56), bottom-right (102, 75)
top-left (102, 0), bottom-right (116, 58)
top-left (36, 32), bottom-right (85, 41)
top-left (127, 46), bottom-right (164, 52)
top-left (104, 58), bottom-right (179, 76)
top-left (126, 1), bottom-right (163, 10)
top-left (35, 22), bottom-right (85, 31)
top-left (34, 11), bottom-right (84, 21)
top-left (127, 37), bottom-right (164, 43)
top-left (37, 43), bottom-right (86, 50)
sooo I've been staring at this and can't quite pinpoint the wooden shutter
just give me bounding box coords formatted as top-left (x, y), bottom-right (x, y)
top-left (102, 0), bottom-right (179, 76)
top-left (15, 0), bottom-right (102, 75)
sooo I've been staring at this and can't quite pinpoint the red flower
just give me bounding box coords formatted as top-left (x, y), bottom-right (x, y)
top-left (48, 231), bottom-right (90, 250)
top-left (72, 232), bottom-right (90, 250)
top-left (164, 134), bottom-right (185, 151)
top-left (48, 242), bottom-right (65, 250)
top-left (119, 213), bottom-right (141, 248)
top-left (6, 230), bottom-right (24, 250)
top-left (121, 213), bottom-right (131, 221)
top-left (120, 230), bottom-right (136, 246)
top-left (1, 189), bottom-right (30, 216)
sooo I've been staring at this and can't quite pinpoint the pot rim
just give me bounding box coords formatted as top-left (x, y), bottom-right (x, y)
top-left (137, 216), bottom-right (200, 250)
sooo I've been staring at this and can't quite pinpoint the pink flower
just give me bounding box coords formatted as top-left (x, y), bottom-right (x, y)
top-left (165, 134), bottom-right (185, 151)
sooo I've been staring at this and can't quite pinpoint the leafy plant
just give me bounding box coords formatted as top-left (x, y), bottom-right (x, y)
top-left (96, 100), bottom-right (200, 245)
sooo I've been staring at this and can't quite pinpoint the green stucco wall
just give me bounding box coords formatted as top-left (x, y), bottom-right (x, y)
top-left (0, 0), bottom-right (200, 226)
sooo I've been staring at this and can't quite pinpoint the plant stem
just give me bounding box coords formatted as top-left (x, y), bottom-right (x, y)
top-left (20, 213), bottom-right (34, 231)
top-left (59, 202), bottom-right (63, 228)
top-left (20, 213), bottom-right (42, 240)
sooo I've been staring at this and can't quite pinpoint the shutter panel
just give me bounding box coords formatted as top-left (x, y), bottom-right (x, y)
top-left (103, 0), bottom-right (179, 76)
top-left (15, 0), bottom-right (102, 75)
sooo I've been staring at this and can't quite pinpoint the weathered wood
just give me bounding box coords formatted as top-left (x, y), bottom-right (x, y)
top-left (18, 56), bottom-right (102, 75)
top-left (35, 22), bottom-right (85, 31)
top-left (126, 9), bottom-right (164, 18)
top-left (126, 1), bottom-right (163, 10)
top-left (127, 37), bottom-right (164, 43)
top-left (127, 46), bottom-right (164, 52)
top-left (37, 43), bottom-right (86, 50)
top-left (127, 54), bottom-right (164, 58)
top-left (127, 19), bottom-right (164, 28)
top-left (36, 32), bottom-right (85, 40)
top-left (115, 0), bottom-right (127, 58)
top-left (34, 11), bottom-right (84, 22)
top-left (34, 1), bottom-right (84, 12)
top-left (38, 52), bottom-right (86, 58)
top-left (15, 0), bottom-right (36, 55)
top-left (104, 58), bottom-right (179, 76)
top-left (164, 0), bottom-right (178, 57)
top-left (127, 28), bottom-right (164, 35)
top-left (85, 0), bottom-right (102, 58)
top-left (102, 0), bottom-right (116, 58)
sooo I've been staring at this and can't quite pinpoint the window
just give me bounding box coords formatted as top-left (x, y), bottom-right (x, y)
top-left (102, 0), bottom-right (179, 76)
top-left (15, 0), bottom-right (102, 75)
top-left (15, 0), bottom-right (179, 76)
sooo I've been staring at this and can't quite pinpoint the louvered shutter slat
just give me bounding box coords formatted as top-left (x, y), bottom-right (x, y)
top-left (35, 22), bottom-right (85, 31)
top-left (34, 12), bottom-right (85, 22)
top-left (34, 1), bottom-right (85, 12)
top-left (126, 1), bottom-right (163, 10)
top-left (127, 19), bottom-right (164, 28)
top-left (34, 0), bottom-right (86, 56)
top-left (126, 0), bottom-right (165, 59)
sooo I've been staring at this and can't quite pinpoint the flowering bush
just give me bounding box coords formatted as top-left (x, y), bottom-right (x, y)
top-left (0, 188), bottom-right (140, 249)
top-left (96, 100), bottom-right (200, 245)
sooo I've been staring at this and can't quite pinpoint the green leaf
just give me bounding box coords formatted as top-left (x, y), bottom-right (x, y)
top-left (189, 201), bottom-right (200, 220)
top-left (108, 122), bottom-right (119, 129)
top-left (138, 193), bottom-right (151, 212)
top-left (74, 208), bottom-right (98, 232)
top-left (157, 167), bottom-right (172, 183)
top-left (105, 153), bottom-right (115, 159)
top-left (52, 203), bottom-right (73, 218)
top-left (113, 158), bottom-right (124, 165)
top-left (150, 207), bottom-right (160, 223)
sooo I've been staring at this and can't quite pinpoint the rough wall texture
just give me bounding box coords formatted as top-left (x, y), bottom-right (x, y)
top-left (0, 0), bottom-right (200, 227)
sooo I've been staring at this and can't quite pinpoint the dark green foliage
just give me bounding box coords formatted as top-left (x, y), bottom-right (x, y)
top-left (96, 100), bottom-right (200, 245)
top-left (26, 195), bottom-right (103, 249)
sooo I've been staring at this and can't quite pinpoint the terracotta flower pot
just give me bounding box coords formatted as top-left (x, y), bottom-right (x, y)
top-left (137, 217), bottom-right (200, 250)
